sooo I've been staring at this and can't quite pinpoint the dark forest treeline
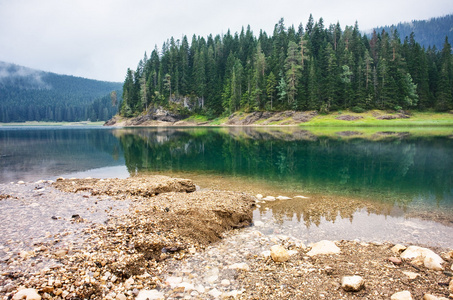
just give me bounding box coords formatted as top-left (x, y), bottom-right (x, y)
top-left (120, 15), bottom-right (453, 118)
top-left (374, 14), bottom-right (453, 51)
top-left (0, 63), bottom-right (122, 122)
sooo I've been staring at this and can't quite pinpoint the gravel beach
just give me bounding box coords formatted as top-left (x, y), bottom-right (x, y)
top-left (1, 176), bottom-right (452, 299)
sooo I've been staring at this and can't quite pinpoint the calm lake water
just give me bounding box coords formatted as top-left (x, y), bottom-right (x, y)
top-left (1, 126), bottom-right (453, 247)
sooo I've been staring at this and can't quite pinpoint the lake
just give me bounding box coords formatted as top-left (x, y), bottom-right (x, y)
top-left (1, 126), bottom-right (452, 247)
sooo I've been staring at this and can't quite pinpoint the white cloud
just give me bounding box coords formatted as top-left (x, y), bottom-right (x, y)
top-left (0, 0), bottom-right (452, 82)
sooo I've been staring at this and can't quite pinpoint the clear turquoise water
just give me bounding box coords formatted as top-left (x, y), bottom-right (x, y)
top-left (1, 126), bottom-right (453, 247)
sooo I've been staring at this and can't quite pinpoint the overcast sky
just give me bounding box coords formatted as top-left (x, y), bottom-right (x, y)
top-left (0, 0), bottom-right (452, 82)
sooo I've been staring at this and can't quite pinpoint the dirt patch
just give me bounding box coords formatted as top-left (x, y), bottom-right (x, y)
top-left (335, 114), bottom-right (364, 121)
top-left (336, 131), bottom-right (363, 137)
top-left (52, 175), bottom-right (196, 197)
top-left (292, 111), bottom-right (318, 123)
top-left (376, 113), bottom-right (410, 120)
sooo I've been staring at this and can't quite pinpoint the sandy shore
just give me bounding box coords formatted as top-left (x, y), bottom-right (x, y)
top-left (1, 176), bottom-right (452, 299)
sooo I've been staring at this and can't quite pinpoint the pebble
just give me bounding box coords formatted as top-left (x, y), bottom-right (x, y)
top-left (12, 288), bottom-right (41, 300)
top-left (208, 288), bottom-right (222, 298)
top-left (270, 245), bottom-right (290, 262)
top-left (341, 275), bottom-right (365, 292)
top-left (391, 291), bottom-right (413, 300)
top-left (389, 257), bottom-right (403, 265)
top-left (228, 262), bottom-right (250, 271)
top-left (221, 279), bottom-right (231, 286)
top-left (402, 271), bottom-right (419, 279)
top-left (423, 294), bottom-right (449, 300)
top-left (307, 240), bottom-right (341, 256)
top-left (391, 244), bottom-right (407, 254)
top-left (136, 289), bottom-right (164, 300)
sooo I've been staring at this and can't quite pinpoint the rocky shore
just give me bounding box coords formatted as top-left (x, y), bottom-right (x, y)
top-left (103, 109), bottom-right (417, 127)
top-left (1, 176), bottom-right (453, 299)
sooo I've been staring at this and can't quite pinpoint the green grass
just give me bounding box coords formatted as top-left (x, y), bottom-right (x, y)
top-left (301, 111), bottom-right (453, 127)
top-left (184, 114), bottom-right (210, 123)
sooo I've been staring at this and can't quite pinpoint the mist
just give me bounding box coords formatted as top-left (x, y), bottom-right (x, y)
top-left (0, 61), bottom-right (51, 90)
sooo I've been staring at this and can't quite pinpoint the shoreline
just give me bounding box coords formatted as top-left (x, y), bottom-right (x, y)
top-left (1, 176), bottom-right (452, 299)
top-left (104, 110), bottom-right (453, 128)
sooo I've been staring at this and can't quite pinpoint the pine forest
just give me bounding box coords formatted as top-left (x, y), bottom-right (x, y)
top-left (120, 15), bottom-right (453, 119)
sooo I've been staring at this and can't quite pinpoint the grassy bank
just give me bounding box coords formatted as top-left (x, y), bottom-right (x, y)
top-left (302, 111), bottom-right (453, 127)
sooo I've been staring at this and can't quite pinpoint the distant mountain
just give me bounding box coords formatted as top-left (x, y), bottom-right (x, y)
top-left (372, 14), bottom-right (453, 50)
top-left (0, 62), bottom-right (122, 122)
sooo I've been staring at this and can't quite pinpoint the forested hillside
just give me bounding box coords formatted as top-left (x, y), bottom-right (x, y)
top-left (374, 14), bottom-right (453, 50)
top-left (0, 62), bottom-right (122, 122)
top-left (120, 15), bottom-right (453, 119)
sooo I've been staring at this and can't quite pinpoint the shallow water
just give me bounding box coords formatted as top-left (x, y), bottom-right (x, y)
top-left (1, 126), bottom-right (452, 248)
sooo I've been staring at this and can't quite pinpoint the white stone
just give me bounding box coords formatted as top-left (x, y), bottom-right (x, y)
top-left (177, 282), bottom-right (195, 291)
top-left (400, 246), bottom-right (444, 270)
top-left (391, 291), bottom-right (413, 300)
top-left (229, 262), bottom-right (250, 271)
top-left (256, 194), bottom-right (263, 199)
top-left (17, 181), bottom-right (25, 185)
top-left (424, 256), bottom-right (444, 271)
top-left (221, 279), bottom-right (230, 286)
top-left (262, 196), bottom-right (276, 201)
top-left (254, 221), bottom-right (264, 227)
top-left (205, 267), bottom-right (219, 283)
top-left (341, 275), bottom-right (365, 292)
top-left (135, 289), bottom-right (164, 300)
top-left (165, 276), bottom-right (182, 288)
top-left (261, 250), bottom-right (271, 258)
top-left (288, 250), bottom-right (298, 256)
top-left (12, 289), bottom-right (41, 300)
top-left (276, 196), bottom-right (291, 200)
top-left (208, 288), bottom-right (222, 298)
top-left (402, 271), bottom-right (419, 279)
top-left (423, 294), bottom-right (448, 300)
top-left (307, 240), bottom-right (341, 256)
top-left (294, 195), bottom-right (309, 199)
top-left (270, 245), bottom-right (290, 262)
top-left (124, 277), bottom-right (134, 289)
top-left (391, 244), bottom-right (407, 254)
top-left (116, 294), bottom-right (127, 300)
top-left (195, 284), bottom-right (205, 293)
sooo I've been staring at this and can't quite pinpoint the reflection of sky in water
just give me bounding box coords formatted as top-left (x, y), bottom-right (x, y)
top-left (0, 127), bottom-right (125, 183)
top-left (254, 208), bottom-right (453, 248)
top-left (57, 165), bottom-right (130, 180)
